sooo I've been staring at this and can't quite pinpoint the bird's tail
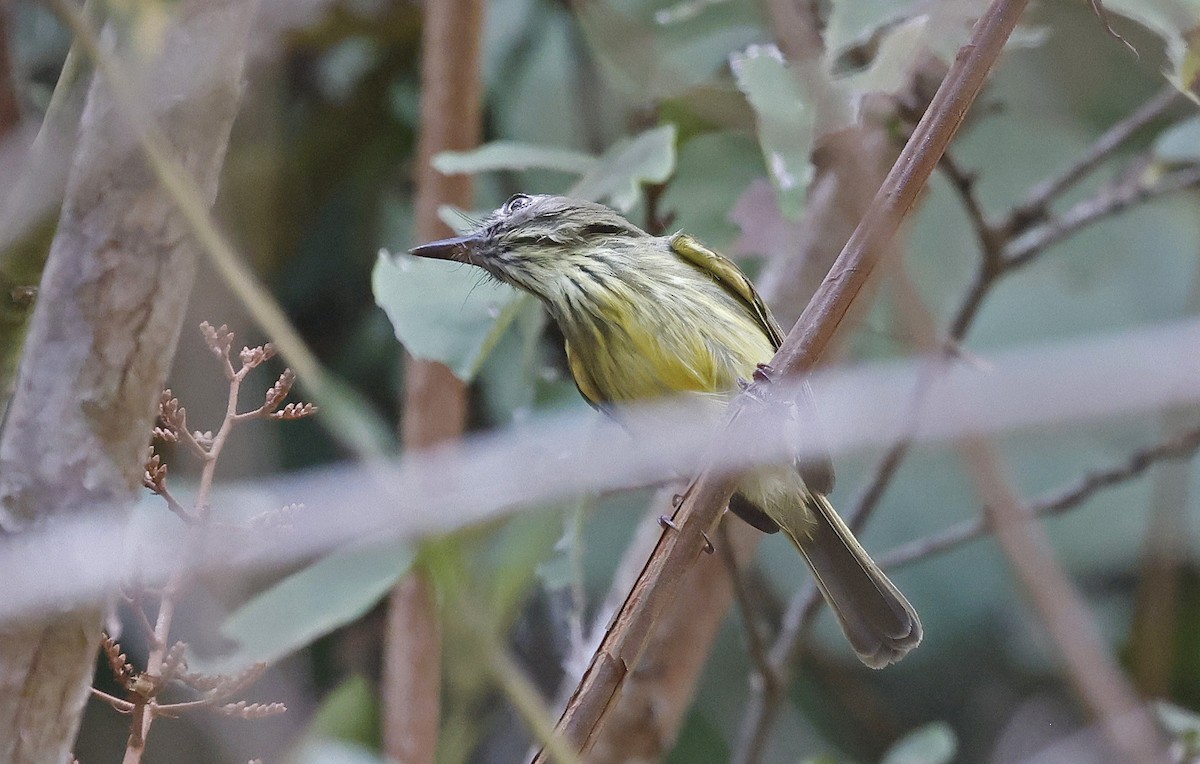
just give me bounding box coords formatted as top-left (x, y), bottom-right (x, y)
top-left (785, 494), bottom-right (922, 668)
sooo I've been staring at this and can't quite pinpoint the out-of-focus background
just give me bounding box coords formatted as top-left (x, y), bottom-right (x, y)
top-left (4, 0), bottom-right (1200, 761)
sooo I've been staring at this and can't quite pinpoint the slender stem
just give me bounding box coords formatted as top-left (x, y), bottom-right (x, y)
top-left (717, 524), bottom-right (775, 695)
top-left (734, 91), bottom-right (1200, 756)
top-left (123, 358), bottom-right (246, 762)
top-left (1005, 85), bottom-right (1181, 230)
top-left (878, 424), bottom-right (1200, 569)
top-left (91, 687), bottom-right (136, 714)
top-left (1005, 163), bottom-right (1200, 270)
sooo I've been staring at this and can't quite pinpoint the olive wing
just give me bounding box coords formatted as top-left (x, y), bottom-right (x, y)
top-left (669, 233), bottom-right (786, 350)
top-left (668, 232), bottom-right (835, 495)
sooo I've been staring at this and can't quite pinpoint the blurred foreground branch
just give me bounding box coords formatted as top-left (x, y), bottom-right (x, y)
top-left (533, 1), bottom-right (1031, 760)
top-left (1, 318), bottom-right (1200, 627)
top-left (0, 1), bottom-right (256, 760)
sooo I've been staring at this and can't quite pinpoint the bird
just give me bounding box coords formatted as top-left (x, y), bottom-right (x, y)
top-left (410, 193), bottom-right (921, 667)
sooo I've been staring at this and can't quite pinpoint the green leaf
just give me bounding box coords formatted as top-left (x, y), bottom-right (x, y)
top-left (1155, 700), bottom-right (1200, 760)
top-left (433, 141), bottom-right (598, 176)
top-left (1157, 700), bottom-right (1200, 734)
top-left (487, 504), bottom-right (575, 619)
top-left (660, 132), bottom-right (764, 251)
top-left (306, 675), bottom-right (380, 748)
top-left (477, 295), bottom-right (549, 424)
top-left (570, 124), bottom-right (678, 211)
top-left (880, 722), bottom-right (958, 764)
top-left (290, 739), bottom-right (382, 764)
top-left (825, 0), bottom-right (912, 59)
top-left (578, 0), bottom-right (763, 100)
top-left (372, 252), bottom-right (528, 381)
top-left (197, 543), bottom-right (413, 673)
top-left (533, 500), bottom-right (585, 594)
top-left (839, 16), bottom-right (928, 97)
top-left (1155, 115), bottom-right (1200, 163)
top-left (731, 45), bottom-right (815, 219)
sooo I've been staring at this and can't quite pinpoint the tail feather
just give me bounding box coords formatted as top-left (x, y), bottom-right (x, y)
top-left (785, 494), bottom-right (922, 668)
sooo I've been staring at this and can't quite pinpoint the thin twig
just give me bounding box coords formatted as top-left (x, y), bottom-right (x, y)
top-left (117, 327), bottom-right (292, 763)
top-left (735, 89), bottom-right (1199, 755)
top-left (1086, 0), bottom-right (1139, 58)
top-left (123, 590), bottom-right (163, 648)
top-left (1006, 85), bottom-right (1179, 230)
top-left (1006, 162), bottom-right (1200, 270)
top-left (878, 423), bottom-right (1200, 569)
top-left (155, 485), bottom-right (196, 526)
top-left (940, 151), bottom-right (1004, 270)
top-left (91, 688), bottom-right (136, 714)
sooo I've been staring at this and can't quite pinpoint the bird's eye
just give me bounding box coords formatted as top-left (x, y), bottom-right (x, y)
top-left (504, 194), bottom-right (531, 214)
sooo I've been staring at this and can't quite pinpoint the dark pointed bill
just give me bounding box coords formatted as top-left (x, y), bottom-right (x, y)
top-left (408, 234), bottom-right (480, 263)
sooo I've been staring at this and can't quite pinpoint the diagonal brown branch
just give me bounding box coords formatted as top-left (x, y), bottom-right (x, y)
top-left (531, 1), bottom-right (1032, 760)
top-left (1006, 163), bottom-right (1200, 270)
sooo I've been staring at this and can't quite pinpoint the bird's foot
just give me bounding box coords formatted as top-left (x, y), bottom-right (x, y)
top-left (657, 514), bottom-right (715, 554)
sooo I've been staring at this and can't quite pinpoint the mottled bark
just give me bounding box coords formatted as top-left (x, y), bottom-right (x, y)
top-left (0, 1), bottom-right (256, 759)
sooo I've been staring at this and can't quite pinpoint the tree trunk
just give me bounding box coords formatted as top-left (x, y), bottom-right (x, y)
top-left (0, 1), bottom-right (256, 759)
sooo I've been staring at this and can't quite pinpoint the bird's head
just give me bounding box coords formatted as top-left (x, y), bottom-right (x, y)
top-left (408, 194), bottom-right (650, 299)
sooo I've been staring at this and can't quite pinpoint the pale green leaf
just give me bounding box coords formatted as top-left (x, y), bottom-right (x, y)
top-left (880, 721), bottom-right (958, 764)
top-left (290, 740), bottom-right (382, 764)
top-left (660, 132), bottom-right (764, 251)
top-left (477, 295), bottom-right (549, 423)
top-left (577, 1), bottom-right (762, 100)
top-left (305, 675), bottom-right (379, 748)
top-left (569, 124), bottom-right (678, 211)
top-left (1156, 700), bottom-right (1200, 759)
top-left (839, 16), bottom-right (928, 97)
top-left (372, 252), bottom-right (527, 381)
top-left (433, 141), bottom-right (597, 176)
top-left (825, 0), bottom-right (911, 59)
top-left (730, 45), bottom-right (814, 219)
top-left (1155, 116), bottom-right (1200, 163)
top-left (197, 543), bottom-right (413, 673)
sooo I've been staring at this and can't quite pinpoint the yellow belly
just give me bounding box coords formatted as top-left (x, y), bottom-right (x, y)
top-left (561, 286), bottom-right (776, 404)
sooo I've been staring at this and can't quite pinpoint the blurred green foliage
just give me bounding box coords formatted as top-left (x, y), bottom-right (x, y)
top-left (6, 0), bottom-right (1200, 761)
